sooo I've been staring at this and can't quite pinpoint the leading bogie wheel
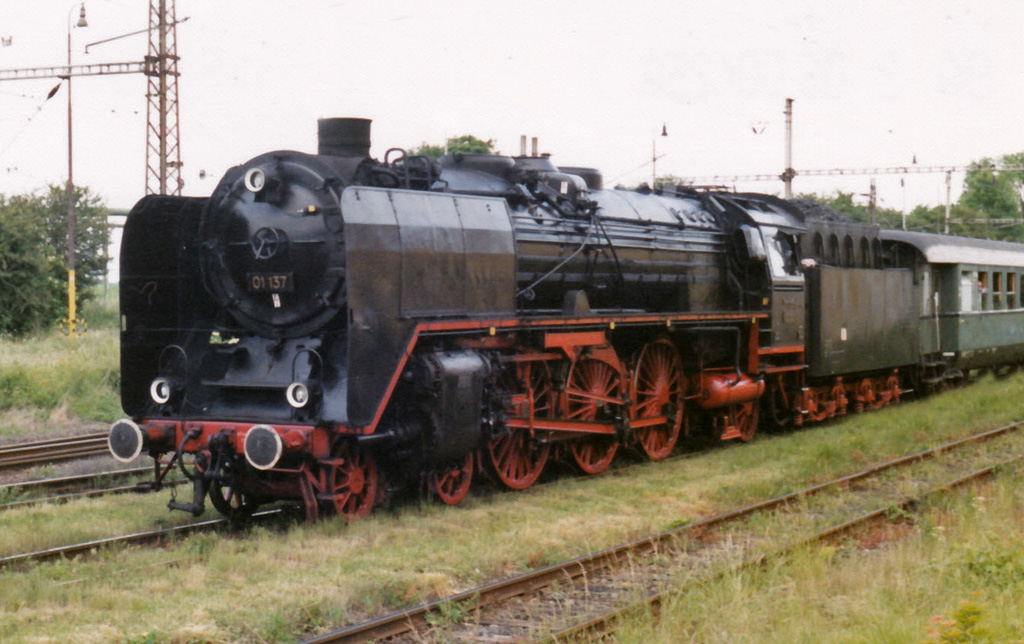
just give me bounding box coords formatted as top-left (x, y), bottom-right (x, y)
top-left (631, 339), bottom-right (685, 460)
top-left (208, 478), bottom-right (259, 520)
top-left (323, 441), bottom-right (379, 519)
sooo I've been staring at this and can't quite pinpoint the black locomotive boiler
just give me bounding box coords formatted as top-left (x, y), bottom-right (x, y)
top-left (108, 117), bottom-right (1024, 521)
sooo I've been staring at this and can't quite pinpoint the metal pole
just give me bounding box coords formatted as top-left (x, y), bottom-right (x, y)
top-left (66, 4), bottom-right (86, 338)
top-left (869, 178), bottom-right (877, 225)
top-left (783, 98), bottom-right (794, 199)
top-left (944, 170), bottom-right (952, 234)
top-left (651, 138), bottom-right (656, 188)
top-left (652, 124), bottom-right (667, 189)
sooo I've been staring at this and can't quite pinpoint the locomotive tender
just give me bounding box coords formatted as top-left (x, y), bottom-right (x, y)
top-left (108, 118), bottom-right (1024, 520)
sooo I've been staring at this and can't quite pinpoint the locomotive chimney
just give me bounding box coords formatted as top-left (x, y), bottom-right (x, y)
top-left (317, 117), bottom-right (372, 157)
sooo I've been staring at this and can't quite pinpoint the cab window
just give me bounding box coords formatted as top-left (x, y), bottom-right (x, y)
top-left (765, 229), bottom-right (800, 279)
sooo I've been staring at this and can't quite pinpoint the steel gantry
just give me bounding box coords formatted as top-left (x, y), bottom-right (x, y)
top-left (0, 0), bottom-right (184, 196)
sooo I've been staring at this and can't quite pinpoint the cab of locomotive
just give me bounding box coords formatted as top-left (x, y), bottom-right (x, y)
top-left (713, 193), bottom-right (807, 348)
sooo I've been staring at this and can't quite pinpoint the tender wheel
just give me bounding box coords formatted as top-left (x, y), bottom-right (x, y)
top-left (831, 382), bottom-right (848, 416)
top-left (565, 356), bottom-right (622, 474)
top-left (805, 388), bottom-right (831, 423)
top-left (733, 401), bottom-right (759, 442)
top-left (323, 441), bottom-right (378, 519)
top-left (631, 339), bottom-right (684, 460)
top-left (886, 374), bottom-right (901, 404)
top-left (433, 452), bottom-right (473, 505)
top-left (487, 359), bottom-right (553, 490)
top-left (856, 378), bottom-right (878, 411)
top-left (208, 478), bottom-right (259, 519)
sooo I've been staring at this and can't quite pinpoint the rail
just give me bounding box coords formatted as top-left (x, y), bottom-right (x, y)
top-left (0, 432), bottom-right (110, 470)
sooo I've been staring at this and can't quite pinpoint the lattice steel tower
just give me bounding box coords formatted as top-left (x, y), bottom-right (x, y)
top-left (145, 0), bottom-right (182, 195)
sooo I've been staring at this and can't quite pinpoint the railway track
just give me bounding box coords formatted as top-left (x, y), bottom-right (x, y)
top-left (0, 431), bottom-right (110, 469)
top-left (0, 508), bottom-right (285, 571)
top-left (0, 518), bottom-right (228, 570)
top-left (543, 459), bottom-right (1018, 644)
top-left (299, 421), bottom-right (1024, 644)
top-left (0, 467), bottom-right (184, 512)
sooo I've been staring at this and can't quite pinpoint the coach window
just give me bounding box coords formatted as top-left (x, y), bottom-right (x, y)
top-left (922, 269), bottom-right (934, 315)
top-left (961, 272), bottom-right (975, 311)
top-left (1008, 273), bottom-right (1017, 309)
top-left (994, 272), bottom-right (1004, 309)
top-left (978, 271), bottom-right (989, 311)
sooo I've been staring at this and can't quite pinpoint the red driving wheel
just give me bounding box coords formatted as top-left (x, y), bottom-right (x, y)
top-left (631, 339), bottom-right (685, 460)
top-left (565, 356), bottom-right (622, 474)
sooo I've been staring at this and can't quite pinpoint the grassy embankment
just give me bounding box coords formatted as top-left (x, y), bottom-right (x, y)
top-left (0, 372), bottom-right (1023, 643)
top-left (0, 289), bottom-right (120, 442)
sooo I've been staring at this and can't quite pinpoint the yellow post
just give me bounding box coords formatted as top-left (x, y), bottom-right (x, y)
top-left (68, 269), bottom-right (77, 337)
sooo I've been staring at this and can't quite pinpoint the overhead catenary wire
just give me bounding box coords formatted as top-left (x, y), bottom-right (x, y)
top-left (678, 163), bottom-right (1024, 185)
top-left (0, 80), bottom-right (62, 160)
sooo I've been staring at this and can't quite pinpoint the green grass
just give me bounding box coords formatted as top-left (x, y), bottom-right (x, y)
top-left (612, 468), bottom-right (1024, 643)
top-left (2, 375), bottom-right (1024, 643)
top-left (79, 284), bottom-right (119, 331)
top-left (0, 287), bottom-right (120, 440)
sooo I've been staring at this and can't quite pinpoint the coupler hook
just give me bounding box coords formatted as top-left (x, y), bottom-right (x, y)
top-left (167, 428), bottom-right (209, 517)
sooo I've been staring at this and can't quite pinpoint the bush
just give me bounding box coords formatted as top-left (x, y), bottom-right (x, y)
top-left (0, 195), bottom-right (64, 336)
top-left (0, 187), bottom-right (109, 337)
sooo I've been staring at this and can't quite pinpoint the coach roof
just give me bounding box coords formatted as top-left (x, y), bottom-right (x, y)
top-left (881, 229), bottom-right (1024, 267)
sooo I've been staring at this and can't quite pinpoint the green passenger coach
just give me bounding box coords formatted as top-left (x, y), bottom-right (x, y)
top-left (881, 230), bottom-right (1024, 375)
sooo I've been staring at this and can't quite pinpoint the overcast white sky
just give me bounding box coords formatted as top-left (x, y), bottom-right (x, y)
top-left (2, 0), bottom-right (1024, 213)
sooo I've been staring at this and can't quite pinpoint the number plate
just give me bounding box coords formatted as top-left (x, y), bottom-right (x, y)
top-left (247, 272), bottom-right (293, 293)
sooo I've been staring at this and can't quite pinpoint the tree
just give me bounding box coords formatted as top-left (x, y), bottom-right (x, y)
top-left (36, 184), bottom-right (111, 306)
top-left (0, 186), bottom-right (109, 336)
top-left (0, 195), bottom-right (64, 336)
top-left (960, 158), bottom-right (1019, 219)
top-left (954, 154), bottom-right (1024, 242)
top-left (797, 151), bottom-right (1024, 241)
top-left (410, 135), bottom-right (497, 160)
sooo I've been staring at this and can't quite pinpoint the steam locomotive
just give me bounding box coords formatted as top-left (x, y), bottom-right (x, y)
top-left (108, 118), bottom-right (1024, 520)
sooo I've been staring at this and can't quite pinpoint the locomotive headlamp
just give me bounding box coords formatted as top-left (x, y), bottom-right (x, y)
top-left (150, 377), bottom-right (174, 405)
top-left (108, 419), bottom-right (144, 463)
top-left (285, 381), bottom-right (310, 408)
top-left (244, 424), bottom-right (283, 470)
top-left (243, 167), bottom-right (266, 193)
